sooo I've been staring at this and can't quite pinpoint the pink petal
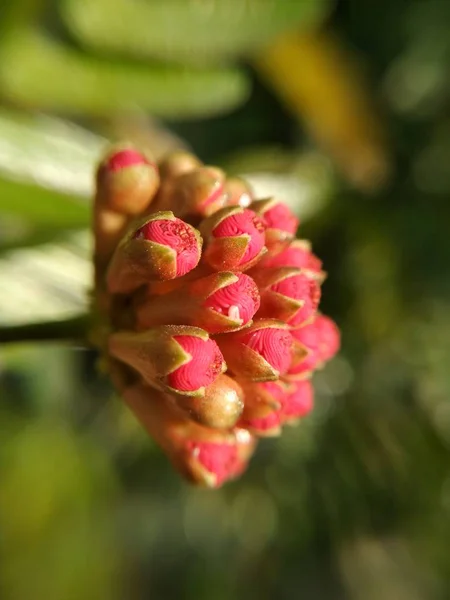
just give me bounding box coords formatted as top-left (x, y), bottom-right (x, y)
top-left (135, 218), bottom-right (200, 276)
top-left (212, 209), bottom-right (265, 265)
top-left (204, 273), bottom-right (260, 325)
top-left (240, 327), bottom-right (293, 374)
top-left (168, 336), bottom-right (224, 391)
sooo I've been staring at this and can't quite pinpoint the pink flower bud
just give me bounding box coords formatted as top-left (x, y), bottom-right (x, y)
top-left (96, 145), bottom-right (159, 215)
top-left (108, 325), bottom-right (225, 396)
top-left (289, 314), bottom-right (340, 377)
top-left (119, 382), bottom-right (254, 487)
top-left (106, 212), bottom-right (202, 293)
top-left (155, 166), bottom-right (227, 218)
top-left (260, 239), bottom-right (323, 276)
top-left (158, 151), bottom-right (202, 180)
top-left (240, 380), bottom-right (286, 415)
top-left (200, 207), bottom-right (266, 271)
top-left (167, 335), bottom-right (225, 393)
top-left (316, 314), bottom-right (341, 362)
top-left (240, 411), bottom-right (282, 437)
top-left (239, 380), bottom-right (288, 436)
top-left (271, 272), bottom-right (321, 327)
top-left (186, 441), bottom-right (241, 487)
top-left (217, 319), bottom-right (293, 381)
top-left (185, 427), bottom-right (256, 487)
top-left (251, 198), bottom-right (299, 246)
top-left (241, 379), bottom-right (314, 432)
top-left (134, 215), bottom-right (201, 277)
top-left (252, 267), bottom-right (321, 326)
top-left (136, 272), bottom-right (260, 334)
top-left (203, 273), bottom-right (260, 329)
top-left (280, 380), bottom-right (314, 423)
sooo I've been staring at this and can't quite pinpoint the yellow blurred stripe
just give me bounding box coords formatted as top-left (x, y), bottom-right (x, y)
top-left (254, 29), bottom-right (390, 191)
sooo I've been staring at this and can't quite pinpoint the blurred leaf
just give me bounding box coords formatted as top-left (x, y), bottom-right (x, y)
top-left (0, 231), bottom-right (90, 326)
top-left (0, 419), bottom-right (120, 600)
top-left (62, 0), bottom-right (331, 65)
top-left (0, 29), bottom-right (250, 118)
top-left (0, 178), bottom-right (89, 226)
top-left (0, 109), bottom-right (104, 198)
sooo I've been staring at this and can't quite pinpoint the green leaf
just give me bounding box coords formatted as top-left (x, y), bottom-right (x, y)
top-left (61, 0), bottom-right (332, 65)
top-left (0, 178), bottom-right (89, 226)
top-left (0, 29), bottom-right (250, 118)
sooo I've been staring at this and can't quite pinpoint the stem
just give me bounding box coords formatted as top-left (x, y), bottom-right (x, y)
top-left (0, 314), bottom-right (91, 345)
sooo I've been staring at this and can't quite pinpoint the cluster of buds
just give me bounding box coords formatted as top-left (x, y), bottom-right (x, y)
top-left (92, 144), bottom-right (340, 488)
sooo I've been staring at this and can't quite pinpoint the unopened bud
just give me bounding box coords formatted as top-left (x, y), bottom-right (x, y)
top-left (289, 314), bottom-right (340, 377)
top-left (155, 166), bottom-right (227, 218)
top-left (136, 272), bottom-right (260, 334)
top-left (96, 144), bottom-right (159, 215)
top-left (252, 267), bottom-right (321, 326)
top-left (260, 239), bottom-right (323, 281)
top-left (280, 379), bottom-right (314, 424)
top-left (158, 151), bottom-right (202, 180)
top-left (108, 326), bottom-right (225, 396)
top-left (251, 198), bottom-right (299, 246)
top-left (200, 207), bottom-right (266, 271)
top-left (185, 427), bottom-right (256, 487)
top-left (217, 319), bottom-right (293, 381)
top-left (106, 212), bottom-right (202, 293)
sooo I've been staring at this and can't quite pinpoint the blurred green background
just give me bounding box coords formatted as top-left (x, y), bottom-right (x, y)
top-left (1, 0), bottom-right (450, 599)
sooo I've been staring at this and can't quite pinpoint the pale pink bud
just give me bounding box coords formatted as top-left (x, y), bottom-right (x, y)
top-left (136, 272), bottom-right (260, 334)
top-left (239, 380), bottom-right (288, 436)
top-left (217, 319), bottom-right (293, 381)
top-left (240, 411), bottom-right (282, 437)
top-left (252, 267), bottom-right (321, 326)
top-left (289, 314), bottom-right (340, 377)
top-left (119, 382), bottom-right (253, 487)
top-left (185, 427), bottom-right (256, 487)
top-left (96, 145), bottom-right (159, 215)
top-left (260, 239), bottom-right (323, 276)
top-left (251, 198), bottom-right (299, 246)
top-left (280, 380), bottom-right (314, 423)
top-left (108, 326), bottom-right (225, 396)
top-left (239, 380), bottom-right (286, 415)
top-left (106, 211), bottom-right (202, 293)
top-left (200, 207), bottom-right (266, 271)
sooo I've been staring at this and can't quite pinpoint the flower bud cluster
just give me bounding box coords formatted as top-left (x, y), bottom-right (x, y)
top-left (93, 145), bottom-right (340, 488)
